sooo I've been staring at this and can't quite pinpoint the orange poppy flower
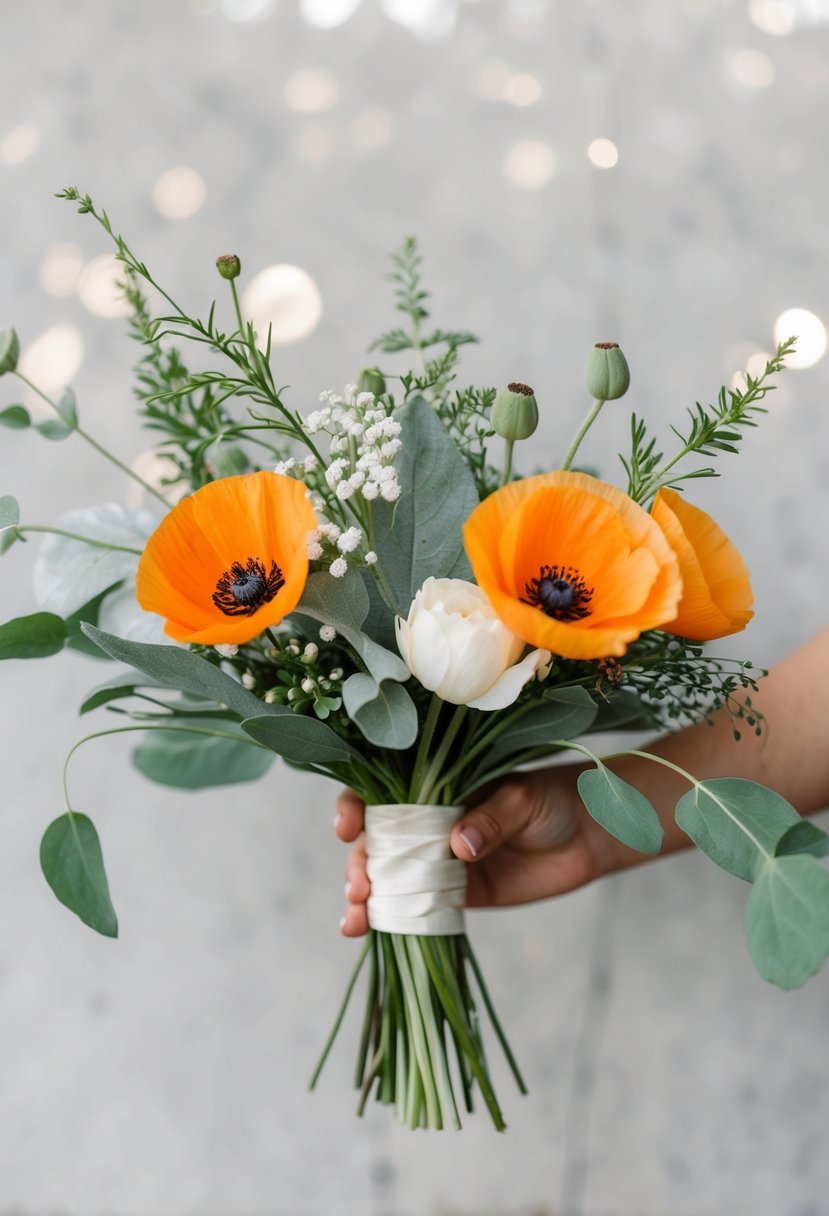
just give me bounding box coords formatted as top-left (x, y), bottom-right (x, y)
top-left (463, 471), bottom-right (682, 659)
top-left (650, 488), bottom-right (753, 640)
top-left (136, 471), bottom-right (316, 645)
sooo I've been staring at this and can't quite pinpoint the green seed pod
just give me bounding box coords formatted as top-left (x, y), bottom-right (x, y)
top-left (215, 254), bottom-right (241, 281)
top-left (357, 366), bottom-right (386, 396)
top-left (585, 342), bottom-right (630, 400)
top-left (491, 382), bottom-right (539, 441)
top-left (0, 328), bottom-right (20, 376)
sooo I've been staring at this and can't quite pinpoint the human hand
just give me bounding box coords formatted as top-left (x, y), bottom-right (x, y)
top-left (335, 767), bottom-right (622, 936)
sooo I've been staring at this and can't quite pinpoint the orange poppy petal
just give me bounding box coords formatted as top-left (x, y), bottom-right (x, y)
top-left (137, 471), bottom-right (316, 645)
top-left (464, 471), bottom-right (681, 659)
top-left (651, 488), bottom-right (753, 640)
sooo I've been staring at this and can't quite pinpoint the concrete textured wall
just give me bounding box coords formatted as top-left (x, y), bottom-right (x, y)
top-left (1, 2), bottom-right (828, 1214)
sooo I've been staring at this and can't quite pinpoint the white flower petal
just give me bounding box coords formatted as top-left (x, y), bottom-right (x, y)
top-left (467, 648), bottom-right (552, 712)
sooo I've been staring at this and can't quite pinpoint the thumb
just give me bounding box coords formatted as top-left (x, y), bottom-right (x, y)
top-left (450, 776), bottom-right (579, 862)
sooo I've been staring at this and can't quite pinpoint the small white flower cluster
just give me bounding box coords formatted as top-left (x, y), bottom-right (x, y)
top-left (274, 454), bottom-right (318, 477)
top-left (305, 385), bottom-right (403, 504)
top-left (306, 520), bottom-right (378, 579)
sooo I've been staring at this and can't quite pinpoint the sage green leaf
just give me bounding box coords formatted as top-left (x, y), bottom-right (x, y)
top-left (56, 387), bottom-right (78, 428)
top-left (342, 672), bottom-right (418, 749)
top-left (37, 417), bottom-right (74, 441)
top-left (775, 820), bottom-right (829, 859)
top-left (0, 328), bottom-right (19, 375)
top-left (675, 778), bottom-right (800, 882)
top-left (80, 671), bottom-right (175, 715)
top-left (82, 624), bottom-right (278, 720)
top-left (0, 527), bottom-right (22, 555)
top-left (0, 495), bottom-right (20, 530)
top-left (370, 395), bottom-right (480, 611)
top-left (486, 687), bottom-right (598, 767)
top-left (745, 855), bottom-right (829, 989)
top-left (297, 571), bottom-right (409, 683)
top-left (241, 713), bottom-right (365, 767)
top-left (32, 503), bottom-right (153, 617)
top-left (0, 405), bottom-right (31, 429)
top-left (0, 611), bottom-right (66, 659)
top-left (40, 813), bottom-right (118, 937)
top-left (578, 763), bottom-right (664, 855)
top-left (133, 724), bottom-right (274, 789)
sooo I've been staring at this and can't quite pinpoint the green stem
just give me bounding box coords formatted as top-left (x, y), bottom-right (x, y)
top-left (14, 372), bottom-right (172, 509)
top-left (560, 398), bottom-right (606, 472)
top-left (408, 694), bottom-right (443, 801)
top-left (19, 525), bottom-right (143, 556)
top-left (61, 723), bottom-right (265, 811)
top-left (502, 438), bottom-right (514, 486)
top-left (309, 936), bottom-right (372, 1091)
top-left (418, 705), bottom-right (468, 804)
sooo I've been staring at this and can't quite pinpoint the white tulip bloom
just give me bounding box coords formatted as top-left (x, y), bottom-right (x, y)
top-left (395, 577), bottom-right (551, 711)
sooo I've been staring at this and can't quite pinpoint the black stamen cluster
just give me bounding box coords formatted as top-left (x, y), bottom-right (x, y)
top-left (523, 564), bottom-right (594, 622)
top-left (213, 557), bottom-right (284, 617)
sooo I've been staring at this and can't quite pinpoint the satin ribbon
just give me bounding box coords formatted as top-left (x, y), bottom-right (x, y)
top-left (364, 803), bottom-right (467, 936)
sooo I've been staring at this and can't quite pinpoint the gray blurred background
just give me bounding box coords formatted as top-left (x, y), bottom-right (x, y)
top-left (2, 1), bottom-right (829, 1213)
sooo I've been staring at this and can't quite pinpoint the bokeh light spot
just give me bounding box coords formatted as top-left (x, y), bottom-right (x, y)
top-left (0, 124), bottom-right (40, 165)
top-left (284, 68), bottom-right (340, 114)
top-left (300, 0), bottom-right (363, 27)
top-left (242, 265), bottom-right (323, 346)
top-left (152, 166), bottom-right (207, 219)
top-left (18, 325), bottom-right (85, 400)
top-left (774, 308), bottom-right (827, 369)
top-left (748, 0), bottom-right (795, 36)
top-left (78, 254), bottom-right (131, 319)
top-left (504, 140), bottom-right (556, 189)
top-left (39, 243), bottom-right (84, 298)
top-left (505, 73), bottom-right (542, 106)
top-left (729, 48), bottom-right (775, 88)
top-left (220, 0), bottom-right (274, 21)
top-left (588, 137), bottom-right (619, 168)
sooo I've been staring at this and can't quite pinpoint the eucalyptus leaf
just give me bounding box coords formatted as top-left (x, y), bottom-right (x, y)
top-left (774, 820), bottom-right (829, 859)
top-left (0, 405), bottom-right (30, 429)
top-left (133, 724), bottom-right (273, 789)
top-left (37, 417), bottom-right (74, 441)
top-left (675, 778), bottom-right (800, 882)
top-left (241, 713), bottom-right (365, 767)
top-left (578, 763), bottom-right (664, 855)
top-left (745, 854), bottom-right (829, 989)
top-left (80, 671), bottom-right (179, 715)
top-left (40, 812), bottom-right (118, 937)
top-left (485, 687), bottom-right (598, 768)
top-left (32, 503), bottom-right (155, 618)
top-left (0, 495), bottom-right (20, 530)
top-left (342, 673), bottom-right (419, 749)
top-left (82, 624), bottom-right (279, 720)
top-left (297, 570), bottom-right (409, 683)
top-left (370, 395), bottom-right (480, 611)
top-left (0, 527), bottom-right (22, 555)
top-left (0, 611), bottom-right (66, 659)
top-left (56, 387), bottom-right (78, 428)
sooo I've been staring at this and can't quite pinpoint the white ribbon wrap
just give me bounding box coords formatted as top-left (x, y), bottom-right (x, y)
top-left (365, 803), bottom-right (467, 936)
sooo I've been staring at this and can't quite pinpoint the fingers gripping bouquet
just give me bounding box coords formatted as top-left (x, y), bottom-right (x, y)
top-left (3, 198), bottom-right (829, 1132)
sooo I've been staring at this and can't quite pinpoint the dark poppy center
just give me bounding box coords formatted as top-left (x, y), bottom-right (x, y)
top-left (523, 564), bottom-right (594, 622)
top-left (213, 557), bottom-right (285, 617)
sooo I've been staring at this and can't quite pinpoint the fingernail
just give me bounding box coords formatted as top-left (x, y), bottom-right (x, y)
top-left (334, 813), bottom-right (342, 828)
top-left (459, 826), bottom-right (484, 858)
top-left (339, 915), bottom-right (347, 932)
top-left (344, 881), bottom-right (352, 897)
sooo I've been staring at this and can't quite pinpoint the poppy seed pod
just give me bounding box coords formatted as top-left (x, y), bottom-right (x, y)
top-left (357, 366), bottom-right (386, 396)
top-left (586, 342), bottom-right (630, 400)
top-left (491, 382), bottom-right (539, 441)
top-left (215, 254), bottom-right (241, 281)
top-left (0, 328), bottom-right (20, 376)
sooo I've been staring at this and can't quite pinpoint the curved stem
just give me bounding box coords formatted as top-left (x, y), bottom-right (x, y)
top-left (61, 723), bottom-right (265, 810)
top-left (418, 705), bottom-right (468, 804)
top-left (14, 372), bottom-right (172, 509)
top-left (20, 525), bottom-right (143, 555)
top-left (560, 398), bottom-right (606, 472)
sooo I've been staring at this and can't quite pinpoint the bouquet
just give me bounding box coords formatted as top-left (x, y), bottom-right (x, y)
top-left (3, 188), bottom-right (829, 1133)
